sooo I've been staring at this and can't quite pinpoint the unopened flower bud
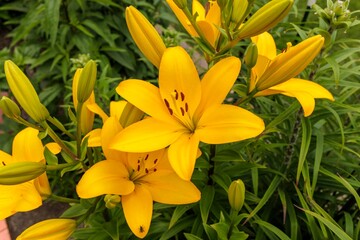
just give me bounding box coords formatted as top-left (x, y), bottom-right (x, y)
top-left (217, 0), bottom-right (227, 9)
top-left (126, 6), bottom-right (166, 68)
top-left (228, 179), bottom-right (245, 211)
top-left (16, 218), bottom-right (76, 240)
top-left (237, 0), bottom-right (293, 40)
top-left (104, 194), bottom-right (121, 209)
top-left (77, 60), bottom-right (97, 104)
top-left (0, 162), bottom-right (46, 185)
top-left (231, 0), bottom-right (248, 25)
top-left (119, 102), bottom-right (144, 128)
top-left (244, 42), bottom-right (258, 69)
top-left (4, 60), bottom-right (50, 122)
top-left (0, 96), bottom-right (21, 119)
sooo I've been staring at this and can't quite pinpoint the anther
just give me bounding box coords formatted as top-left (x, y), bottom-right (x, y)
top-left (145, 154), bottom-right (149, 160)
top-left (164, 99), bottom-right (170, 108)
top-left (185, 103), bottom-right (189, 112)
top-left (153, 168), bottom-right (157, 172)
top-left (145, 168), bottom-right (149, 174)
top-left (137, 165), bottom-right (140, 171)
top-left (154, 159), bottom-right (158, 164)
top-left (180, 92), bottom-right (185, 101)
top-left (180, 107), bottom-right (185, 116)
top-left (174, 90), bottom-right (179, 100)
top-left (1, 161), bottom-right (5, 166)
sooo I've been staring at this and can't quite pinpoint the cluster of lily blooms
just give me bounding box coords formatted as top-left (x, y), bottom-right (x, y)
top-left (0, 0), bottom-right (334, 239)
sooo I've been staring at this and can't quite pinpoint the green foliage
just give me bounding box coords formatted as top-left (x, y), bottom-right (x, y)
top-left (1, 0), bottom-right (359, 239)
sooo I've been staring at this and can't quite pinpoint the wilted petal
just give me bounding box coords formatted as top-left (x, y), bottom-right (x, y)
top-left (122, 185), bottom-right (153, 239)
top-left (168, 133), bottom-right (200, 181)
top-left (197, 104), bottom-right (264, 143)
top-left (142, 170), bottom-right (201, 204)
top-left (76, 160), bottom-right (134, 198)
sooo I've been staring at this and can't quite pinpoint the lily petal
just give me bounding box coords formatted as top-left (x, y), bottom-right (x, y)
top-left (87, 102), bottom-right (109, 122)
top-left (142, 170), bottom-right (201, 204)
top-left (159, 47), bottom-right (201, 116)
top-left (197, 20), bottom-right (217, 47)
top-left (12, 128), bottom-right (43, 163)
top-left (101, 117), bottom-right (125, 160)
top-left (110, 101), bottom-right (127, 120)
top-left (76, 160), bottom-right (134, 198)
top-left (111, 117), bottom-right (184, 152)
top-left (192, 0), bottom-right (205, 20)
top-left (0, 182), bottom-right (42, 219)
top-left (85, 128), bottom-right (102, 147)
top-left (168, 133), bottom-right (200, 181)
top-left (196, 56), bottom-right (241, 117)
top-left (44, 142), bottom-right (61, 155)
top-left (251, 32), bottom-right (277, 59)
top-left (257, 78), bottom-right (334, 117)
top-left (122, 185), bottom-right (153, 239)
top-left (0, 150), bottom-right (13, 165)
top-left (116, 79), bottom-right (172, 122)
top-left (197, 104), bottom-right (264, 143)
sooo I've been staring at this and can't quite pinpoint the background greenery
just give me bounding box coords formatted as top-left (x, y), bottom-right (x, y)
top-left (0, 0), bottom-right (359, 239)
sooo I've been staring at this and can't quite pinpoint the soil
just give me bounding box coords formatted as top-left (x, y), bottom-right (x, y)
top-left (6, 201), bottom-right (69, 239)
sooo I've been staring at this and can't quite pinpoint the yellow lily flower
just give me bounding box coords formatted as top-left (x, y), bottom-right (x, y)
top-left (166, 0), bottom-right (221, 47)
top-left (16, 218), bottom-right (76, 240)
top-left (0, 127), bottom-right (51, 220)
top-left (77, 117), bottom-right (200, 238)
top-left (250, 32), bottom-right (334, 117)
top-left (111, 46), bottom-right (265, 180)
top-left (72, 68), bottom-right (95, 134)
top-left (126, 6), bottom-right (166, 68)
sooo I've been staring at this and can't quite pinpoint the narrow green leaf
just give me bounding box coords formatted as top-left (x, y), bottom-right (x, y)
top-left (245, 175), bottom-right (282, 222)
top-left (265, 102), bottom-right (298, 131)
top-left (320, 168), bottom-right (360, 208)
top-left (296, 117), bottom-right (312, 184)
top-left (184, 233), bottom-right (203, 240)
top-left (200, 185), bottom-right (215, 223)
top-left (311, 132), bottom-right (324, 197)
top-left (343, 212), bottom-right (354, 238)
top-left (253, 220), bottom-right (291, 240)
top-left (169, 204), bottom-right (196, 229)
top-left (44, 0), bottom-right (61, 46)
top-left (300, 209), bottom-right (352, 240)
top-left (251, 168), bottom-right (259, 196)
top-left (285, 193), bottom-right (298, 240)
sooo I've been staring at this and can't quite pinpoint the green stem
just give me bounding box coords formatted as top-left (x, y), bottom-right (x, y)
top-left (46, 162), bottom-right (78, 171)
top-left (41, 122), bottom-right (78, 161)
top-left (49, 194), bottom-right (80, 204)
top-left (76, 102), bottom-right (88, 171)
top-left (182, 7), bottom-right (215, 53)
top-left (234, 88), bottom-right (258, 106)
top-left (47, 116), bottom-right (75, 139)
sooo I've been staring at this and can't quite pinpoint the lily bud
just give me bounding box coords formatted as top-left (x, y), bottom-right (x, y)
top-left (104, 194), bottom-right (121, 209)
top-left (231, 0), bottom-right (248, 26)
top-left (244, 42), bottom-right (258, 69)
top-left (236, 0), bottom-right (293, 40)
top-left (0, 162), bottom-right (46, 185)
top-left (0, 96), bottom-right (21, 119)
top-left (77, 60), bottom-right (97, 104)
top-left (4, 60), bottom-right (50, 122)
top-left (119, 102), bottom-right (144, 128)
top-left (256, 35), bottom-right (324, 90)
top-left (16, 218), bottom-right (76, 240)
top-left (228, 179), bottom-right (245, 211)
top-left (126, 6), bottom-right (166, 68)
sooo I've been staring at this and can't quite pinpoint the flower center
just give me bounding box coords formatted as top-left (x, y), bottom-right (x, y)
top-left (130, 153), bottom-right (158, 182)
top-left (164, 89), bottom-right (195, 131)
